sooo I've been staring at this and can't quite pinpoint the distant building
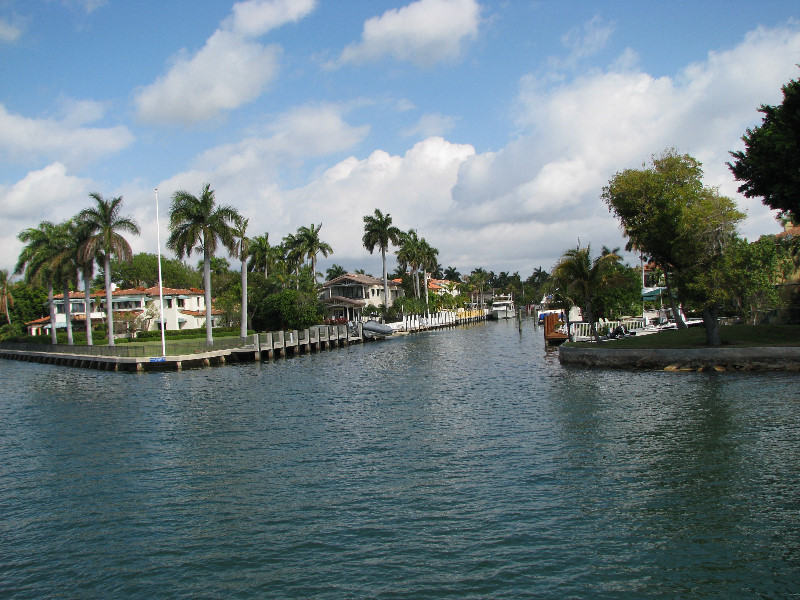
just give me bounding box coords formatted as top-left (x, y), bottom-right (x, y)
top-left (26, 286), bottom-right (223, 337)
top-left (319, 273), bottom-right (404, 321)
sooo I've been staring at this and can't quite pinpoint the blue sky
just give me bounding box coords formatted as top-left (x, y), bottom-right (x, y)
top-left (2, 0), bottom-right (799, 280)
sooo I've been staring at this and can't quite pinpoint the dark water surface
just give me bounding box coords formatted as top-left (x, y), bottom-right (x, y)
top-left (1, 321), bottom-right (798, 598)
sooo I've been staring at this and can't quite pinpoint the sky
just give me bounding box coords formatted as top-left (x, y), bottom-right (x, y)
top-left (2, 0), bottom-right (800, 281)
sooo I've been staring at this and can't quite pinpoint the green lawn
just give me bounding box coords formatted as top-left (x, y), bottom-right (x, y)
top-left (565, 324), bottom-right (800, 349)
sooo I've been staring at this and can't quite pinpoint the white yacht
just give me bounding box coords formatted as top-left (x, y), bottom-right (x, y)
top-left (489, 294), bottom-right (515, 320)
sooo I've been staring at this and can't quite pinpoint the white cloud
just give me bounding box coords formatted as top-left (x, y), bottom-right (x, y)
top-left (135, 0), bottom-right (316, 125)
top-left (401, 112), bottom-right (456, 138)
top-left (0, 18), bottom-right (22, 42)
top-left (338, 0), bottom-right (482, 67)
top-left (0, 102), bottom-right (134, 168)
top-left (226, 0), bottom-right (316, 38)
top-left (193, 103), bottom-right (370, 178)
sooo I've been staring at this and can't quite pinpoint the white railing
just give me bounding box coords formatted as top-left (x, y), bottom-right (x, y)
top-left (569, 318), bottom-right (647, 341)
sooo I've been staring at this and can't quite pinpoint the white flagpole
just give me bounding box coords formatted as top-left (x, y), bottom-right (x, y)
top-left (155, 188), bottom-right (166, 357)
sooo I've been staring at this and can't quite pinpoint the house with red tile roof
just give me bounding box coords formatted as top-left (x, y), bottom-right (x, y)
top-left (27, 286), bottom-right (223, 337)
top-left (319, 273), bottom-right (403, 321)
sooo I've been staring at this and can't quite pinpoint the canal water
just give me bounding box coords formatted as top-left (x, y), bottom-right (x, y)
top-left (1, 320), bottom-right (798, 598)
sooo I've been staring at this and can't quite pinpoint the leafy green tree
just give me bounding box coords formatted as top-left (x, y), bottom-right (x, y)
top-left (728, 75), bottom-right (800, 220)
top-left (712, 236), bottom-right (786, 324)
top-left (104, 253), bottom-right (201, 289)
top-left (168, 183), bottom-right (240, 346)
top-left (362, 209), bottom-right (403, 315)
top-left (6, 280), bottom-right (47, 325)
top-left (554, 246), bottom-right (623, 343)
top-left (78, 193), bottom-right (140, 345)
top-left (252, 289), bottom-right (321, 331)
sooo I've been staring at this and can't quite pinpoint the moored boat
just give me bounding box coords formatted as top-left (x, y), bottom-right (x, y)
top-left (489, 295), bottom-right (515, 320)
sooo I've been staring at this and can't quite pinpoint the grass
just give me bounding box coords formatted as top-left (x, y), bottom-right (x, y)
top-left (565, 324), bottom-right (800, 349)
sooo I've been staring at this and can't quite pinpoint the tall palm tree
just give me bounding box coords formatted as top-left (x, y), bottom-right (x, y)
top-left (50, 220), bottom-right (83, 346)
top-left (295, 223), bottom-right (333, 285)
top-left (73, 220), bottom-right (96, 345)
top-left (362, 209), bottom-right (403, 315)
top-left (78, 193), bottom-right (140, 345)
top-left (16, 221), bottom-right (64, 343)
top-left (554, 245), bottom-right (621, 343)
top-left (418, 238), bottom-right (439, 315)
top-left (168, 184), bottom-right (239, 346)
top-left (282, 233), bottom-right (303, 290)
top-left (233, 217), bottom-right (250, 339)
top-left (396, 229), bottom-right (423, 298)
top-left (0, 269), bottom-right (13, 324)
top-left (248, 233), bottom-right (272, 278)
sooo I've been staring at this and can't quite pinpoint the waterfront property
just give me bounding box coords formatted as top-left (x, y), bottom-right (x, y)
top-left (320, 273), bottom-right (404, 321)
top-left (26, 286), bottom-right (224, 337)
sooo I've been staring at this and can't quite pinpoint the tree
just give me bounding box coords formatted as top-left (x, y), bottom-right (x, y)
top-left (233, 217), bottom-right (250, 338)
top-left (73, 220), bottom-right (96, 345)
top-left (168, 183), bottom-right (240, 346)
top-left (78, 193), bottom-right (140, 345)
top-left (16, 221), bottom-right (65, 344)
top-left (0, 269), bottom-right (13, 324)
top-left (362, 209), bottom-right (403, 317)
top-left (443, 266), bottom-right (461, 282)
top-left (418, 237), bottom-right (438, 315)
top-left (554, 246), bottom-right (622, 343)
top-left (396, 229), bottom-right (423, 298)
top-left (728, 75), bottom-right (800, 221)
top-left (326, 264), bottom-right (347, 281)
top-left (50, 220), bottom-right (82, 346)
top-left (248, 233), bottom-right (273, 278)
top-left (295, 223), bottom-right (333, 285)
top-left (252, 289), bottom-right (321, 331)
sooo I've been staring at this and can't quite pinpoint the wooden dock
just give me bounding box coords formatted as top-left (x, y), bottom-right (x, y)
top-left (1, 312), bottom-right (488, 373)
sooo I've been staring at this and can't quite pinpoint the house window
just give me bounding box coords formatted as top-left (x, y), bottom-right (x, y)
top-left (165, 298), bottom-right (173, 309)
top-left (177, 298), bottom-right (185, 308)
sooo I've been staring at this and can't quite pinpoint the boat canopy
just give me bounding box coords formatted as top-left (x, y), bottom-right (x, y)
top-left (641, 287), bottom-right (666, 302)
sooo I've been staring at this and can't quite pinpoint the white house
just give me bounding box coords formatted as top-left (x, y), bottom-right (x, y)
top-left (319, 273), bottom-right (403, 321)
top-left (27, 286), bottom-right (223, 337)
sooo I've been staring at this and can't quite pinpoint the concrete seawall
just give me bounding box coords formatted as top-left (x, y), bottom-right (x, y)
top-left (559, 345), bottom-right (800, 371)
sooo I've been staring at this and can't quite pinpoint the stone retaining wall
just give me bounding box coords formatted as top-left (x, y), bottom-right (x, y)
top-left (559, 346), bottom-right (800, 371)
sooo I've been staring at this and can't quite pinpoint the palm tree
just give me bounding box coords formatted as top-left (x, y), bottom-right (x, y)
top-left (396, 229), bottom-right (423, 298)
top-left (0, 269), bottom-right (13, 324)
top-left (168, 184), bottom-right (239, 346)
top-left (16, 221), bottom-right (65, 343)
top-left (554, 245), bottom-right (621, 343)
top-left (418, 238), bottom-right (439, 315)
top-left (51, 220), bottom-right (86, 345)
top-left (443, 266), bottom-right (461, 282)
top-left (73, 220), bottom-right (97, 345)
top-left (282, 233), bottom-right (303, 290)
top-left (248, 233), bottom-right (272, 278)
top-left (362, 209), bottom-right (403, 316)
top-left (233, 217), bottom-right (250, 339)
top-left (78, 193), bottom-right (140, 345)
top-left (326, 264), bottom-right (347, 281)
top-left (295, 223), bottom-right (333, 285)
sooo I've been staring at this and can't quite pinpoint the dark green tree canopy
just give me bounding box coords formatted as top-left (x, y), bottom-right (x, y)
top-left (728, 74), bottom-right (800, 220)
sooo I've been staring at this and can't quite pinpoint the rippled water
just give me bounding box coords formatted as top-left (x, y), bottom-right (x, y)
top-left (1, 320), bottom-right (798, 598)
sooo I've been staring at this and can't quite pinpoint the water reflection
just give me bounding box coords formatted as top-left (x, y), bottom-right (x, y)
top-left (1, 324), bottom-right (799, 598)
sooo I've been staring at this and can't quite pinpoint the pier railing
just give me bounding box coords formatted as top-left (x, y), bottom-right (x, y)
top-left (569, 318), bottom-right (648, 341)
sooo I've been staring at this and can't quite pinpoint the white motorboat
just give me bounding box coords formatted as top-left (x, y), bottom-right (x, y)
top-left (489, 295), bottom-right (515, 320)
